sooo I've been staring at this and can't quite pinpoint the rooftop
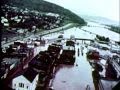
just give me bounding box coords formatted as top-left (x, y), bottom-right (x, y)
top-left (23, 67), bottom-right (38, 83)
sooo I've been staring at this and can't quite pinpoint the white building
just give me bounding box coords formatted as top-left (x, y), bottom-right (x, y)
top-left (1, 17), bottom-right (9, 27)
top-left (12, 68), bottom-right (39, 90)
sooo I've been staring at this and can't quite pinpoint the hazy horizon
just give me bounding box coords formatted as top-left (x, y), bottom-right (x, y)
top-left (45, 0), bottom-right (119, 22)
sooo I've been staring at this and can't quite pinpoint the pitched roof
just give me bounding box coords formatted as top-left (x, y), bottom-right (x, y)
top-left (23, 67), bottom-right (38, 83)
top-left (112, 81), bottom-right (120, 90)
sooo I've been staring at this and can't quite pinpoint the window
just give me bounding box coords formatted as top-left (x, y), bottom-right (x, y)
top-left (14, 84), bottom-right (16, 87)
top-left (19, 83), bottom-right (24, 88)
top-left (22, 84), bottom-right (24, 88)
top-left (26, 86), bottom-right (29, 89)
top-left (19, 83), bottom-right (22, 87)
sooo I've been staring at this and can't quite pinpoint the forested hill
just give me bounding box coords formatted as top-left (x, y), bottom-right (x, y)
top-left (6, 0), bottom-right (86, 25)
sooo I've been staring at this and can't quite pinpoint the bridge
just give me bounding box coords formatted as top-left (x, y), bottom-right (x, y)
top-left (75, 38), bottom-right (94, 41)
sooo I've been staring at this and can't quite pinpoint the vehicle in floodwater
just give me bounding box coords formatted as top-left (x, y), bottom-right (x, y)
top-left (59, 40), bottom-right (75, 65)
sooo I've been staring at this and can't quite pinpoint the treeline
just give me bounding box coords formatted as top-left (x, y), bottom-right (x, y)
top-left (115, 41), bottom-right (120, 45)
top-left (96, 35), bottom-right (110, 42)
top-left (7, 0), bottom-right (86, 25)
top-left (107, 25), bottom-right (120, 34)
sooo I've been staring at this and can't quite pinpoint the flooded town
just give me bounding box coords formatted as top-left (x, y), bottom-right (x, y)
top-left (0, 0), bottom-right (120, 90)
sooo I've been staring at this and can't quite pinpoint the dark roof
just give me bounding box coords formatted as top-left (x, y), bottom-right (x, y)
top-left (23, 67), bottom-right (38, 83)
top-left (112, 81), bottom-right (120, 90)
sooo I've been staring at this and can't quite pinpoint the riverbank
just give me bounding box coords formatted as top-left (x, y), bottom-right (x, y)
top-left (2, 23), bottom-right (77, 48)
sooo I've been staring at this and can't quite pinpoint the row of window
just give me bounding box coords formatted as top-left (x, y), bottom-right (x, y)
top-left (19, 83), bottom-right (24, 88)
top-left (14, 83), bottom-right (28, 89)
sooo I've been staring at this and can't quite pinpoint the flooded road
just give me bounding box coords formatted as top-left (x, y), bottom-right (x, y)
top-left (41, 21), bottom-right (120, 90)
top-left (51, 43), bottom-right (95, 90)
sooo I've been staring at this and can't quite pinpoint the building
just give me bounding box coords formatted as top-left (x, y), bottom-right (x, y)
top-left (1, 57), bottom-right (21, 79)
top-left (12, 68), bottom-right (39, 90)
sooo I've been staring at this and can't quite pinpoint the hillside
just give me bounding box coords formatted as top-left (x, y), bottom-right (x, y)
top-left (6, 0), bottom-right (86, 25)
top-left (107, 25), bottom-right (120, 34)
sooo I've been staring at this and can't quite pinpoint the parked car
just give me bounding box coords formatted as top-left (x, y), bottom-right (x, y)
top-left (59, 50), bottom-right (75, 65)
top-left (87, 50), bottom-right (100, 60)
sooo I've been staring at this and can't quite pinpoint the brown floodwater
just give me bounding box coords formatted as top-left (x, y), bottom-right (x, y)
top-left (51, 44), bottom-right (95, 90)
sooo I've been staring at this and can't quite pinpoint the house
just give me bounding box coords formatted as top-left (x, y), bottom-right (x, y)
top-left (1, 57), bottom-right (21, 79)
top-left (1, 17), bottom-right (9, 27)
top-left (12, 68), bottom-right (39, 90)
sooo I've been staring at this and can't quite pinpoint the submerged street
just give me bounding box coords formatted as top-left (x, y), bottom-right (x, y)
top-left (52, 43), bottom-right (95, 90)
top-left (42, 21), bottom-right (119, 90)
top-left (1, 1), bottom-right (119, 90)
top-left (1, 21), bottom-right (120, 90)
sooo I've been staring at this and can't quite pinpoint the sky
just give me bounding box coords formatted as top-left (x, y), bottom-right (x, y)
top-left (45, 0), bottom-right (119, 22)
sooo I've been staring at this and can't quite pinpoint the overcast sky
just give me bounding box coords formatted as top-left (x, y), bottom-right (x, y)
top-left (45, 0), bottom-right (119, 22)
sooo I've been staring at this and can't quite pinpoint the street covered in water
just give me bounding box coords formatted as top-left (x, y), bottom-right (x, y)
top-left (51, 42), bottom-right (95, 90)
top-left (2, 21), bottom-right (120, 90)
top-left (41, 21), bottom-right (119, 90)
